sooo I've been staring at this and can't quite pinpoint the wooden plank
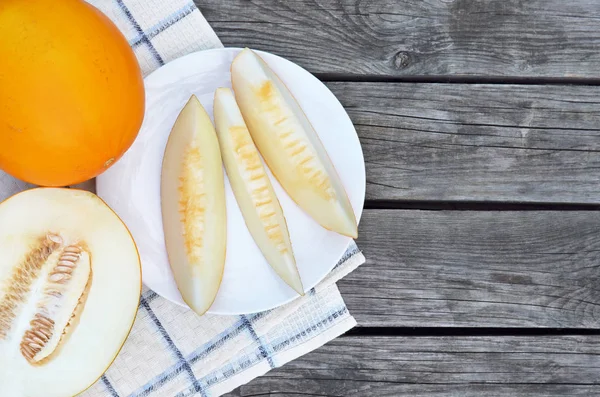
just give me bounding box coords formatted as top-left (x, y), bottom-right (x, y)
top-left (4, 84), bottom-right (599, 204)
top-left (342, 210), bottom-right (600, 328)
top-left (327, 82), bottom-right (600, 203)
top-left (197, 0), bottom-right (600, 78)
top-left (228, 335), bottom-right (600, 396)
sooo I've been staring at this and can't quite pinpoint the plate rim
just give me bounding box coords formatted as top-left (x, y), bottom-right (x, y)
top-left (125, 47), bottom-right (366, 314)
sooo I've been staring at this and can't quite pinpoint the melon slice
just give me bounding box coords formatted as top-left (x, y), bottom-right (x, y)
top-left (0, 188), bottom-right (141, 397)
top-left (231, 48), bottom-right (358, 238)
top-left (161, 95), bottom-right (227, 315)
top-left (214, 88), bottom-right (304, 295)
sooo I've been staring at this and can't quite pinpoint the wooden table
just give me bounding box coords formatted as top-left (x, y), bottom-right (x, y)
top-left (195, 1), bottom-right (600, 395)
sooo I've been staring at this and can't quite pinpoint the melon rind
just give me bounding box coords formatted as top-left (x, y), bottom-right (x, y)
top-left (161, 95), bottom-right (227, 316)
top-left (231, 48), bottom-right (358, 238)
top-left (214, 87), bottom-right (303, 295)
top-left (0, 188), bottom-right (141, 397)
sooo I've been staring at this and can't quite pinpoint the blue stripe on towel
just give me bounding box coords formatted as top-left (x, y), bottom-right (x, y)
top-left (241, 315), bottom-right (276, 368)
top-left (132, 318), bottom-right (248, 396)
top-left (115, 0), bottom-right (164, 65)
top-left (139, 297), bottom-right (203, 394)
top-left (335, 243), bottom-right (360, 269)
top-left (197, 306), bottom-right (350, 391)
top-left (130, 2), bottom-right (197, 48)
top-left (271, 307), bottom-right (348, 353)
top-left (101, 375), bottom-right (119, 397)
top-left (128, 305), bottom-right (348, 396)
top-left (144, 290), bottom-right (159, 303)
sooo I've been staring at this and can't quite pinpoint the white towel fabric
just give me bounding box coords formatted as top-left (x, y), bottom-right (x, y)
top-left (0, 1), bottom-right (365, 396)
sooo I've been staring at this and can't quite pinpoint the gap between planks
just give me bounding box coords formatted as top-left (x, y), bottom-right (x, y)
top-left (364, 200), bottom-right (600, 211)
top-left (345, 327), bottom-right (600, 338)
top-left (317, 74), bottom-right (600, 86)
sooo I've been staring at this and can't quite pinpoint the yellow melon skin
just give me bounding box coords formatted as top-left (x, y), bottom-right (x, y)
top-left (0, 188), bottom-right (141, 397)
top-left (0, 0), bottom-right (145, 186)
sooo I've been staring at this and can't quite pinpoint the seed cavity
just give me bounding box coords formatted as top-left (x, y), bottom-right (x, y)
top-left (253, 82), bottom-right (336, 201)
top-left (0, 234), bottom-right (61, 339)
top-left (21, 313), bottom-right (55, 362)
top-left (18, 243), bottom-right (91, 365)
top-left (0, 236), bottom-right (94, 366)
top-left (49, 273), bottom-right (67, 282)
top-left (229, 125), bottom-right (289, 255)
top-left (179, 143), bottom-right (207, 265)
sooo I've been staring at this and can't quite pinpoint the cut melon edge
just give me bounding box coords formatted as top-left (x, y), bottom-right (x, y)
top-left (0, 187), bottom-right (142, 397)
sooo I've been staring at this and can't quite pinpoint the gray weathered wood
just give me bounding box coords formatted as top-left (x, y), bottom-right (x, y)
top-left (6, 83), bottom-right (600, 204)
top-left (197, 0), bottom-right (600, 78)
top-left (196, 3), bottom-right (600, 395)
top-left (227, 335), bottom-right (600, 396)
top-left (327, 82), bottom-right (600, 203)
top-left (342, 210), bottom-right (600, 328)
top-left (0, 171), bottom-right (35, 202)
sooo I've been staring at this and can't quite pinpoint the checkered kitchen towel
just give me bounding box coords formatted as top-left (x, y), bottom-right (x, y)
top-left (0, 1), bottom-right (366, 396)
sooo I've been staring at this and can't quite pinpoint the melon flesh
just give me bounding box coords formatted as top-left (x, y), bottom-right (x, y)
top-left (161, 95), bottom-right (227, 315)
top-left (214, 88), bottom-right (303, 295)
top-left (231, 48), bottom-right (358, 238)
top-left (0, 188), bottom-right (141, 397)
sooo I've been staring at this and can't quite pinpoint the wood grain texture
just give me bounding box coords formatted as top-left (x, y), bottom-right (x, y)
top-left (197, 0), bottom-right (600, 78)
top-left (326, 82), bottom-right (600, 203)
top-left (227, 336), bottom-right (600, 396)
top-left (342, 210), bottom-right (600, 328)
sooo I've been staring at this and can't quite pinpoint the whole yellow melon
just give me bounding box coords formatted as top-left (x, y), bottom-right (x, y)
top-left (0, 0), bottom-right (145, 186)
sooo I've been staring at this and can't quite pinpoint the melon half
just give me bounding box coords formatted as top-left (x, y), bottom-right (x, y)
top-left (0, 188), bottom-right (141, 397)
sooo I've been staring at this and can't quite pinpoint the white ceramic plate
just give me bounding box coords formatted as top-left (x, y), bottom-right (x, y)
top-left (97, 48), bottom-right (365, 314)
